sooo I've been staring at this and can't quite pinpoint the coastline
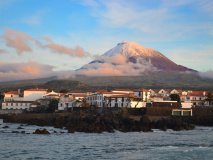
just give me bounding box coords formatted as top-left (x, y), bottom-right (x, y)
top-left (0, 109), bottom-right (198, 134)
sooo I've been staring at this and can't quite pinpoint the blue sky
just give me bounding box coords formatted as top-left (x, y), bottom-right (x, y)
top-left (0, 0), bottom-right (213, 81)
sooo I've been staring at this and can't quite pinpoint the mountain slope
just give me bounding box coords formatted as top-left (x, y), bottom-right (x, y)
top-left (72, 73), bottom-right (213, 91)
top-left (102, 40), bottom-right (197, 73)
top-left (0, 76), bottom-right (58, 89)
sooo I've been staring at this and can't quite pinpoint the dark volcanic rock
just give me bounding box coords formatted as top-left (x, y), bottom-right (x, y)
top-left (2, 126), bottom-right (9, 128)
top-left (12, 131), bottom-right (19, 133)
top-left (33, 129), bottom-right (50, 134)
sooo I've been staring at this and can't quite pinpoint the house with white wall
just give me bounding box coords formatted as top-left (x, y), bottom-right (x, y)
top-left (133, 89), bottom-right (150, 101)
top-left (2, 101), bottom-right (33, 109)
top-left (2, 89), bottom-right (48, 110)
top-left (24, 89), bottom-right (47, 101)
top-left (43, 91), bottom-right (60, 100)
top-left (112, 89), bottom-right (133, 94)
top-left (186, 91), bottom-right (206, 106)
top-left (4, 90), bottom-right (24, 102)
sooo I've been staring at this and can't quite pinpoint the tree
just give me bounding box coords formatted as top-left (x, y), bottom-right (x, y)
top-left (170, 94), bottom-right (180, 102)
top-left (60, 89), bottom-right (69, 93)
top-left (207, 91), bottom-right (213, 105)
top-left (46, 87), bottom-right (53, 92)
top-left (0, 93), bottom-right (4, 100)
top-left (46, 99), bottom-right (59, 113)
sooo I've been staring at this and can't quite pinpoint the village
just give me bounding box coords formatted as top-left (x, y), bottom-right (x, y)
top-left (0, 88), bottom-right (212, 116)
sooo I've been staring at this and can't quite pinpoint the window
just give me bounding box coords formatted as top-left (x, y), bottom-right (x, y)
top-left (6, 103), bottom-right (8, 106)
top-left (122, 97), bottom-right (124, 102)
top-left (16, 103), bottom-right (18, 106)
top-left (11, 103), bottom-right (13, 106)
top-left (11, 95), bottom-right (13, 97)
top-left (121, 103), bottom-right (123, 107)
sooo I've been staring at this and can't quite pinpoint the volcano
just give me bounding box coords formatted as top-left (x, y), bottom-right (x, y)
top-left (79, 40), bottom-right (197, 76)
top-left (101, 40), bottom-right (196, 73)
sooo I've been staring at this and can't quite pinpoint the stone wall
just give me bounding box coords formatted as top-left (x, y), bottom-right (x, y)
top-left (0, 109), bottom-right (26, 114)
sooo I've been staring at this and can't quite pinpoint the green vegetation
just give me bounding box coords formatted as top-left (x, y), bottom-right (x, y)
top-left (60, 89), bottom-right (69, 93)
top-left (207, 91), bottom-right (213, 105)
top-left (46, 99), bottom-right (59, 113)
top-left (46, 87), bottom-right (53, 92)
top-left (170, 94), bottom-right (180, 102)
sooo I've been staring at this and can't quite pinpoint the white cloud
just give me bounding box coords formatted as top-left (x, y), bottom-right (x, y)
top-left (82, 0), bottom-right (213, 41)
top-left (76, 54), bottom-right (159, 76)
top-left (199, 70), bottom-right (213, 79)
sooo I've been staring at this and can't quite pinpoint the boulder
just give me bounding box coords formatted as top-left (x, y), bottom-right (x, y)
top-left (33, 128), bottom-right (50, 134)
top-left (2, 126), bottom-right (9, 128)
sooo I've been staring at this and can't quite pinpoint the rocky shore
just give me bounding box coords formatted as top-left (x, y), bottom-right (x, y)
top-left (0, 109), bottom-right (195, 133)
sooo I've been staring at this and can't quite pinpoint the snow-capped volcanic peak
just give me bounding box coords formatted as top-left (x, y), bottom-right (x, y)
top-left (103, 40), bottom-right (164, 58)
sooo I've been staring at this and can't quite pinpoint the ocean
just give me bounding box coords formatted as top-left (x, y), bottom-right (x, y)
top-left (0, 122), bottom-right (212, 160)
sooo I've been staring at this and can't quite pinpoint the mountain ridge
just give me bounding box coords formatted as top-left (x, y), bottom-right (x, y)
top-left (101, 40), bottom-right (197, 73)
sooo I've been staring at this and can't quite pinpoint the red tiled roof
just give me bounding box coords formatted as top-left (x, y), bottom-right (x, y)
top-left (70, 90), bottom-right (85, 93)
top-left (188, 93), bottom-right (204, 97)
top-left (149, 89), bottom-right (160, 93)
top-left (5, 91), bottom-right (18, 95)
top-left (95, 89), bottom-right (107, 93)
top-left (113, 89), bottom-right (133, 92)
top-left (5, 91), bottom-right (23, 95)
top-left (134, 89), bottom-right (150, 92)
top-left (73, 94), bottom-right (86, 97)
top-left (25, 89), bottom-right (47, 92)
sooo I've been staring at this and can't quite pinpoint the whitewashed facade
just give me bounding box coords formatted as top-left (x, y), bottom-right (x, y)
top-left (2, 101), bottom-right (33, 109)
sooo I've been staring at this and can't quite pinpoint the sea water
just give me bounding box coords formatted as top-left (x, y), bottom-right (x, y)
top-left (0, 122), bottom-right (212, 160)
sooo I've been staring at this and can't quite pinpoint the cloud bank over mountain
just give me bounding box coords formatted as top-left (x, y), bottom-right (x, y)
top-left (77, 54), bottom-right (158, 76)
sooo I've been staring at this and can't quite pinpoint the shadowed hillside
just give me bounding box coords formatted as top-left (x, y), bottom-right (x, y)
top-left (71, 73), bottom-right (213, 90)
top-left (0, 73), bottom-right (213, 91)
top-left (0, 76), bottom-right (57, 90)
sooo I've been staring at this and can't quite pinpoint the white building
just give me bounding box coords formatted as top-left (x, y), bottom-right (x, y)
top-left (2, 89), bottom-right (48, 110)
top-left (4, 90), bottom-right (24, 102)
top-left (133, 89), bottom-right (150, 101)
top-left (2, 101), bottom-right (33, 109)
top-left (24, 89), bottom-right (47, 101)
top-left (186, 91), bottom-right (206, 106)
